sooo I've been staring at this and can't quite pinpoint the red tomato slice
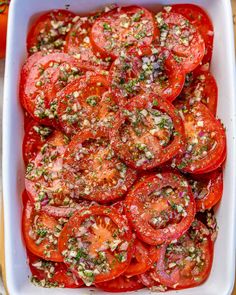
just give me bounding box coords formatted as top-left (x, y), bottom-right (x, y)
top-left (155, 12), bottom-right (205, 73)
top-left (90, 6), bottom-right (157, 59)
top-left (58, 206), bottom-right (133, 286)
top-left (23, 121), bottom-right (53, 164)
top-left (27, 10), bottom-right (76, 54)
top-left (169, 4), bottom-right (214, 64)
top-left (65, 15), bottom-right (111, 69)
top-left (125, 172), bottom-right (196, 245)
top-left (138, 270), bottom-right (167, 291)
top-left (22, 52), bottom-right (91, 126)
top-left (96, 275), bottom-right (143, 292)
top-left (124, 239), bottom-right (159, 277)
top-left (150, 220), bottom-right (213, 290)
top-left (110, 94), bottom-right (185, 170)
top-left (57, 75), bottom-right (109, 136)
top-left (188, 169), bottom-right (223, 211)
top-left (63, 129), bottom-right (137, 203)
top-left (174, 102), bottom-right (226, 174)
top-left (28, 251), bottom-right (83, 288)
top-left (22, 200), bottom-right (65, 262)
top-left (25, 131), bottom-right (72, 206)
top-left (179, 69), bottom-right (218, 115)
top-left (109, 46), bottom-right (185, 103)
top-left (24, 111), bottom-right (34, 131)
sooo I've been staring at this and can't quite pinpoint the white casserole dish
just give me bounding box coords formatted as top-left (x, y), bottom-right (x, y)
top-left (2, 0), bottom-right (236, 294)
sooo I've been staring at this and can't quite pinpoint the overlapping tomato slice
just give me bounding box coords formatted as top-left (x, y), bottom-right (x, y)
top-left (109, 46), bottom-right (185, 103)
top-left (125, 172), bottom-right (196, 245)
top-left (63, 129), bottom-right (137, 203)
top-left (58, 206), bottom-right (133, 286)
top-left (155, 12), bottom-right (205, 72)
top-left (96, 275), bottom-right (143, 292)
top-left (90, 6), bottom-right (157, 59)
top-left (25, 131), bottom-right (71, 206)
top-left (27, 10), bottom-right (76, 54)
top-left (110, 94), bottom-right (185, 170)
top-left (149, 220), bottom-right (213, 290)
top-left (174, 101), bottom-right (226, 174)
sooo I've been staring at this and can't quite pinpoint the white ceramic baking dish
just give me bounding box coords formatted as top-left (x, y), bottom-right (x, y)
top-left (2, 0), bottom-right (236, 294)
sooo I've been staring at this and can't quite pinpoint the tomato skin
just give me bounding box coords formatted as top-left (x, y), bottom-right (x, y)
top-left (110, 94), bottom-right (185, 170)
top-left (27, 10), bottom-right (75, 54)
top-left (170, 4), bottom-right (214, 64)
top-left (58, 206), bottom-right (133, 284)
top-left (125, 172), bottom-right (196, 245)
top-left (28, 251), bottom-right (84, 288)
top-left (22, 201), bottom-right (64, 262)
top-left (109, 46), bottom-right (185, 103)
top-left (22, 121), bottom-right (53, 164)
top-left (189, 169), bottom-right (223, 211)
top-left (174, 102), bottom-right (226, 174)
top-left (63, 129), bottom-right (137, 203)
top-left (0, 3), bottom-right (8, 59)
top-left (151, 220), bottom-right (213, 290)
top-left (124, 239), bottom-right (159, 277)
top-left (96, 275), bottom-right (144, 292)
top-left (90, 6), bottom-right (157, 59)
top-left (155, 12), bottom-right (205, 73)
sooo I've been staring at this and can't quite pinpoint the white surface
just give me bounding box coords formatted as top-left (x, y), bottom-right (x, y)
top-left (2, 0), bottom-right (236, 295)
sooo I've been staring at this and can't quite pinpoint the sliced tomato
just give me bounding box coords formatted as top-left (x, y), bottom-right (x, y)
top-left (25, 131), bottom-right (72, 206)
top-left (65, 15), bottom-right (111, 69)
top-left (57, 75), bottom-right (109, 136)
top-left (22, 190), bottom-right (30, 207)
top-left (188, 169), bottom-right (223, 211)
top-left (22, 200), bottom-right (66, 262)
top-left (150, 220), bottom-right (213, 290)
top-left (63, 129), bottom-right (137, 203)
top-left (58, 206), bottom-right (133, 286)
top-left (138, 270), bottom-right (168, 291)
top-left (90, 6), bottom-right (157, 59)
top-left (124, 239), bottom-right (159, 277)
top-left (27, 10), bottom-right (75, 54)
top-left (155, 12), bottom-right (205, 73)
top-left (24, 111), bottom-right (34, 131)
top-left (109, 46), bottom-right (185, 103)
top-left (179, 69), bottom-right (218, 115)
top-left (22, 52), bottom-right (90, 126)
top-left (110, 94), bottom-right (185, 170)
top-left (28, 251), bottom-right (83, 288)
top-left (125, 172), bottom-right (196, 245)
top-left (23, 121), bottom-right (53, 164)
top-left (169, 4), bottom-right (214, 64)
top-left (174, 102), bottom-right (226, 174)
top-left (96, 275), bottom-right (143, 292)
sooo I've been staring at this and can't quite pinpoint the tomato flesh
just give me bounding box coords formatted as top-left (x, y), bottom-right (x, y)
top-left (63, 130), bottom-right (137, 203)
top-left (169, 4), bottom-right (214, 64)
top-left (96, 275), bottom-right (143, 292)
top-left (174, 102), bottom-right (226, 174)
top-left (58, 206), bottom-right (133, 286)
top-left (22, 201), bottom-right (65, 262)
top-left (188, 169), bottom-right (223, 211)
top-left (65, 15), bottom-right (111, 69)
top-left (109, 46), bottom-right (185, 103)
top-left (28, 251), bottom-right (83, 288)
top-left (155, 12), bottom-right (205, 72)
top-left (125, 172), bottom-right (196, 245)
top-left (27, 10), bottom-right (76, 54)
top-left (25, 131), bottom-right (71, 206)
top-left (110, 94), bottom-right (185, 170)
top-left (90, 6), bottom-right (157, 59)
top-left (23, 121), bottom-right (53, 164)
top-left (150, 220), bottom-right (213, 290)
